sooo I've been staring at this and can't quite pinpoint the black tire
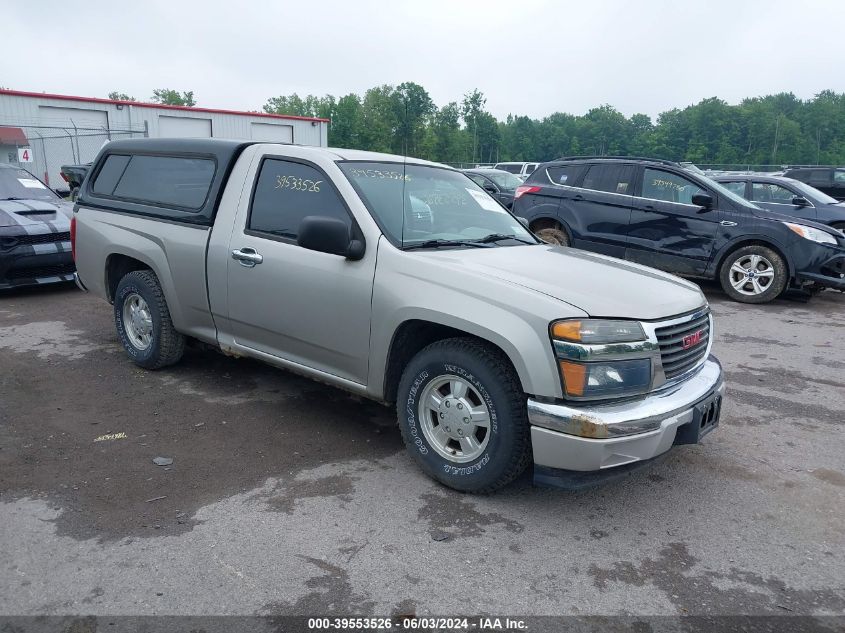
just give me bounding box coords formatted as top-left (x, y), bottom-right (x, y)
top-left (396, 337), bottom-right (531, 493)
top-left (718, 245), bottom-right (788, 304)
top-left (114, 270), bottom-right (185, 369)
top-left (535, 227), bottom-right (570, 246)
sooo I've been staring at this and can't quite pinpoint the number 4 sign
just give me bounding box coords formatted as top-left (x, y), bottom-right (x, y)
top-left (18, 147), bottom-right (33, 163)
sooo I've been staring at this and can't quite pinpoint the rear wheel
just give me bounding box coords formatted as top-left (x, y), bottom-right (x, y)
top-left (534, 224), bottom-right (570, 246)
top-left (718, 245), bottom-right (788, 304)
top-left (396, 338), bottom-right (531, 493)
top-left (114, 270), bottom-right (185, 369)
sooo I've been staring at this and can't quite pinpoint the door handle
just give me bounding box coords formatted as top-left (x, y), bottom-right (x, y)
top-left (231, 248), bottom-right (264, 267)
top-left (720, 220), bottom-right (738, 227)
top-left (573, 194), bottom-right (584, 201)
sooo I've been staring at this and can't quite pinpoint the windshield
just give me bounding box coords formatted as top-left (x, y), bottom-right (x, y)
top-left (0, 168), bottom-right (60, 202)
top-left (698, 173), bottom-right (761, 210)
top-left (339, 162), bottom-right (536, 248)
top-left (483, 171), bottom-right (523, 191)
top-left (789, 179), bottom-right (840, 205)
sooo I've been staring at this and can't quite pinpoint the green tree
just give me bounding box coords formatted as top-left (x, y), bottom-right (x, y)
top-left (151, 89), bottom-right (196, 107)
top-left (108, 91), bottom-right (136, 101)
top-left (393, 82), bottom-right (434, 156)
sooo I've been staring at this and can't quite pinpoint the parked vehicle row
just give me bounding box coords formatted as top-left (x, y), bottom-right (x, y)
top-left (72, 139), bottom-right (724, 493)
top-left (783, 166), bottom-right (845, 201)
top-left (494, 162), bottom-right (539, 180)
top-left (513, 156), bottom-right (845, 303)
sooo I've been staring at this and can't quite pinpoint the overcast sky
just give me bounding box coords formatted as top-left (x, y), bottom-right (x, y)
top-left (4, 0), bottom-right (843, 121)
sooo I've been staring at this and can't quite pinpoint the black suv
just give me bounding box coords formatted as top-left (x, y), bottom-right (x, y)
top-left (513, 156), bottom-right (845, 303)
top-left (782, 167), bottom-right (845, 201)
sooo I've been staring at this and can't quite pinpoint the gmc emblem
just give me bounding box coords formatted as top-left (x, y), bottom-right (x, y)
top-left (682, 330), bottom-right (703, 350)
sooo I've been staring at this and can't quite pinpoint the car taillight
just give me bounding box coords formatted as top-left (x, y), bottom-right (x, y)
top-left (60, 172), bottom-right (69, 183)
top-left (514, 185), bottom-right (541, 200)
top-left (70, 215), bottom-right (76, 261)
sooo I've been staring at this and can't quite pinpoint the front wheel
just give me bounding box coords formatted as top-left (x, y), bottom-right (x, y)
top-left (396, 338), bottom-right (531, 493)
top-left (718, 245), bottom-right (788, 304)
top-left (114, 270), bottom-right (185, 369)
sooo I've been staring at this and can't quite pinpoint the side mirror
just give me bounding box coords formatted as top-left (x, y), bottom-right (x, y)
top-left (691, 193), bottom-right (714, 209)
top-left (792, 196), bottom-right (809, 207)
top-left (297, 216), bottom-right (364, 260)
top-left (482, 183), bottom-right (498, 194)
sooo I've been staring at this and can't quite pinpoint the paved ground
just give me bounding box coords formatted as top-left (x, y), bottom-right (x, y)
top-left (1, 282), bottom-right (843, 618)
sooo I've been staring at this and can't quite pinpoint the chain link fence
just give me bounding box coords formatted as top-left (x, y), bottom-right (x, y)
top-left (0, 124), bottom-right (147, 194)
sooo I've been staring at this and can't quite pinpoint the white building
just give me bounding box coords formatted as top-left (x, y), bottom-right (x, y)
top-left (0, 89), bottom-right (329, 190)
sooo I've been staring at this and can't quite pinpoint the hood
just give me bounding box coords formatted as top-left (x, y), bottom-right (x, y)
top-left (0, 198), bottom-right (72, 230)
top-left (750, 206), bottom-right (840, 235)
top-left (421, 244), bottom-right (706, 320)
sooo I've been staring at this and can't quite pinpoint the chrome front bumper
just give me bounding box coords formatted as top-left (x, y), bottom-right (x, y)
top-left (528, 357), bottom-right (724, 472)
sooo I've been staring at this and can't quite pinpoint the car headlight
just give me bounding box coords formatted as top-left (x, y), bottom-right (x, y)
top-left (550, 319), bottom-right (652, 400)
top-left (782, 222), bottom-right (838, 245)
top-left (551, 319), bottom-right (645, 344)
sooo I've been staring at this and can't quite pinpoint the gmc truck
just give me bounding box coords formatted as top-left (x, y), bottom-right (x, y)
top-left (72, 139), bottom-right (725, 492)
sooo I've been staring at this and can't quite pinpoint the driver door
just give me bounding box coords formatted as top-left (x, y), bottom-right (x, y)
top-left (626, 167), bottom-right (720, 275)
top-left (225, 156), bottom-right (376, 384)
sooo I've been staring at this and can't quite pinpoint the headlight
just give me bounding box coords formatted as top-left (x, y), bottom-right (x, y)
top-left (782, 222), bottom-right (838, 246)
top-left (550, 319), bottom-right (652, 399)
top-left (551, 319), bottom-right (645, 344)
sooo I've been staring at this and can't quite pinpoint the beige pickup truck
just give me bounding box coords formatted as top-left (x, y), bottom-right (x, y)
top-left (72, 139), bottom-right (724, 492)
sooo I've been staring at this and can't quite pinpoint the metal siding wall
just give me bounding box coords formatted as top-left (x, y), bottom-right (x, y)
top-left (0, 94), bottom-right (329, 146)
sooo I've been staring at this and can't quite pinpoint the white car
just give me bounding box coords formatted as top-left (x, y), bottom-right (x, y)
top-left (493, 162), bottom-right (540, 181)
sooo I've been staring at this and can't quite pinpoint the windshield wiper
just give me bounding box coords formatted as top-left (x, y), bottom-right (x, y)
top-left (403, 239), bottom-right (494, 250)
top-left (1, 197), bottom-right (26, 201)
top-left (472, 233), bottom-right (535, 245)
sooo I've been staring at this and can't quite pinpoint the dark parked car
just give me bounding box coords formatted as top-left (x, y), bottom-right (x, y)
top-left (713, 173), bottom-right (845, 232)
top-left (782, 167), bottom-right (845, 201)
top-left (462, 168), bottom-right (523, 209)
top-left (0, 164), bottom-right (75, 289)
top-left (513, 156), bottom-right (845, 303)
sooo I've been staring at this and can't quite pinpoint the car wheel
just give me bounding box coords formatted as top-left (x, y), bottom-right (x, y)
top-left (396, 337), bottom-right (531, 493)
top-left (114, 270), bottom-right (185, 369)
top-left (535, 227), bottom-right (570, 246)
top-left (719, 245), bottom-right (788, 304)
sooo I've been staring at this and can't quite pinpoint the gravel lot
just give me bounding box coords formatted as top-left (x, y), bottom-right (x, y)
top-left (1, 282), bottom-right (843, 619)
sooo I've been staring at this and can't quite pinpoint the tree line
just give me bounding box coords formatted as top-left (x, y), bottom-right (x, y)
top-left (108, 85), bottom-right (845, 166)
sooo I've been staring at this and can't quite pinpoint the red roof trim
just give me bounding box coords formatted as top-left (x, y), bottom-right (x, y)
top-left (0, 89), bottom-right (330, 123)
top-left (0, 126), bottom-right (28, 144)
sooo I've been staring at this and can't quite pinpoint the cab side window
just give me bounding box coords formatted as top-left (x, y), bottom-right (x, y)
top-left (751, 182), bottom-right (794, 203)
top-left (642, 168), bottom-right (706, 204)
top-left (249, 159), bottom-right (350, 240)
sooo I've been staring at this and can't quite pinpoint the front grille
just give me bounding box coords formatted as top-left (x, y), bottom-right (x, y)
top-left (6, 262), bottom-right (75, 280)
top-left (655, 310), bottom-right (711, 380)
top-left (0, 232), bottom-right (70, 249)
